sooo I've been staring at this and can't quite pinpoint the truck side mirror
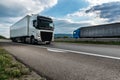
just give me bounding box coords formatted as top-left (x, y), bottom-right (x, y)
top-left (33, 20), bottom-right (37, 27)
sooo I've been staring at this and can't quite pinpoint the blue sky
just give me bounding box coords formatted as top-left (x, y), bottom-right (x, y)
top-left (0, 0), bottom-right (120, 38)
top-left (41, 0), bottom-right (88, 17)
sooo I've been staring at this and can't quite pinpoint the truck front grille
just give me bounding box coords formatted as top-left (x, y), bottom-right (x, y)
top-left (41, 32), bottom-right (53, 41)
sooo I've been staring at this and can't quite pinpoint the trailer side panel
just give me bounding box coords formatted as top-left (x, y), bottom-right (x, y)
top-left (10, 16), bottom-right (29, 38)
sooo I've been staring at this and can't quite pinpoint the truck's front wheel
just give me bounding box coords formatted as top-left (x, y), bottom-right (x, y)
top-left (46, 42), bottom-right (51, 45)
top-left (31, 37), bottom-right (35, 44)
top-left (11, 38), bottom-right (17, 42)
top-left (30, 37), bottom-right (37, 44)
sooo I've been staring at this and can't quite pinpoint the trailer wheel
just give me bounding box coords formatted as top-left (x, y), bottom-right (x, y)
top-left (21, 37), bottom-right (26, 43)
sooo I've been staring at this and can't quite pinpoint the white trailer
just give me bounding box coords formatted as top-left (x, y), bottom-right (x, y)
top-left (10, 14), bottom-right (54, 44)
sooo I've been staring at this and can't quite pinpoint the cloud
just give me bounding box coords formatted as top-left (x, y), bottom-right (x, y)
top-left (85, 0), bottom-right (120, 5)
top-left (67, 9), bottom-right (108, 25)
top-left (1, 0), bottom-right (120, 38)
top-left (0, 24), bottom-right (9, 38)
top-left (0, 0), bottom-right (58, 17)
top-left (67, 1), bottom-right (120, 25)
top-left (86, 2), bottom-right (120, 22)
top-left (53, 18), bottom-right (90, 34)
top-left (0, 0), bottom-right (58, 38)
top-left (0, 0), bottom-right (58, 23)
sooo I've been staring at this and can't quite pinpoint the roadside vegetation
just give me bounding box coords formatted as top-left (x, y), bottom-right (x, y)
top-left (0, 35), bottom-right (6, 39)
top-left (55, 39), bottom-right (120, 45)
top-left (55, 36), bottom-right (69, 39)
top-left (0, 47), bottom-right (46, 80)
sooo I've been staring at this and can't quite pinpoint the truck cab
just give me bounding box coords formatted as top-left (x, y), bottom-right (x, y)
top-left (73, 29), bottom-right (80, 39)
top-left (30, 15), bottom-right (54, 44)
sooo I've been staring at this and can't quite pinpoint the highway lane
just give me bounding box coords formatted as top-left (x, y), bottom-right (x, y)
top-left (1, 40), bottom-right (120, 80)
top-left (44, 42), bottom-right (120, 59)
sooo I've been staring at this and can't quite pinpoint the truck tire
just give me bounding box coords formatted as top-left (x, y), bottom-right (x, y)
top-left (22, 37), bottom-right (26, 43)
top-left (11, 38), bottom-right (17, 42)
top-left (30, 37), bottom-right (37, 44)
top-left (31, 37), bottom-right (34, 44)
top-left (46, 42), bottom-right (51, 45)
top-left (11, 39), bottom-right (15, 42)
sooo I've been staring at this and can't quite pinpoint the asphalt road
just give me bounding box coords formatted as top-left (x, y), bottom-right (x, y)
top-left (45, 42), bottom-right (120, 59)
top-left (1, 40), bottom-right (120, 80)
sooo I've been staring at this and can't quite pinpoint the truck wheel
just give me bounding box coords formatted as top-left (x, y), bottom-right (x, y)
top-left (11, 38), bottom-right (17, 42)
top-left (22, 38), bottom-right (26, 43)
top-left (31, 37), bottom-right (34, 44)
top-left (11, 39), bottom-right (15, 42)
top-left (46, 42), bottom-right (51, 45)
top-left (30, 37), bottom-right (37, 44)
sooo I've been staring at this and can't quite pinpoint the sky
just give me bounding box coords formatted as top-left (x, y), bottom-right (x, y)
top-left (0, 0), bottom-right (120, 38)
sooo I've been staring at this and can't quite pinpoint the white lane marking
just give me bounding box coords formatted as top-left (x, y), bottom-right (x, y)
top-left (40, 47), bottom-right (120, 60)
top-left (23, 44), bottom-right (120, 60)
top-left (47, 48), bottom-right (66, 53)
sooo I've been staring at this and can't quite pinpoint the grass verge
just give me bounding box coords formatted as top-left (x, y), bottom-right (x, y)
top-left (55, 40), bottom-right (120, 45)
top-left (0, 47), bottom-right (46, 80)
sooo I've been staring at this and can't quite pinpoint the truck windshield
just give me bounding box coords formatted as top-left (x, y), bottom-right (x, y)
top-left (37, 20), bottom-right (54, 30)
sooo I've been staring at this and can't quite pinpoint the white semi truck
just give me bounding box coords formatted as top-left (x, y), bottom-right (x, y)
top-left (10, 14), bottom-right (54, 44)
